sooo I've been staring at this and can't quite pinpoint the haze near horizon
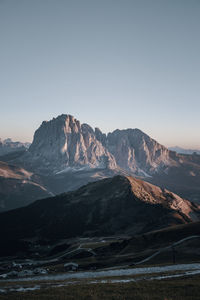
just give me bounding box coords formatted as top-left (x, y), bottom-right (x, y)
top-left (0, 0), bottom-right (199, 149)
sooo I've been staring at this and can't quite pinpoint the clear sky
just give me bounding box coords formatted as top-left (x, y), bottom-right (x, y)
top-left (0, 0), bottom-right (199, 148)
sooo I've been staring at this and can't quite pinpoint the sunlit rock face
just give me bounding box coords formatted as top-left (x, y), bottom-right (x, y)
top-left (25, 114), bottom-right (174, 175)
top-left (28, 115), bottom-right (117, 173)
top-left (106, 129), bottom-right (174, 175)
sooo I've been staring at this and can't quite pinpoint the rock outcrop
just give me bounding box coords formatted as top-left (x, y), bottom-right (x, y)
top-left (25, 114), bottom-right (174, 175)
top-left (107, 129), bottom-right (174, 175)
top-left (27, 115), bottom-right (117, 173)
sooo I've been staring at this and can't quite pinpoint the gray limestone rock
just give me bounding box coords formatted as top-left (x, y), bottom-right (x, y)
top-left (20, 114), bottom-right (175, 175)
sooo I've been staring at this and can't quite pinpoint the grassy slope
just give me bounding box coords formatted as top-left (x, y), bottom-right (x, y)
top-left (1, 276), bottom-right (200, 300)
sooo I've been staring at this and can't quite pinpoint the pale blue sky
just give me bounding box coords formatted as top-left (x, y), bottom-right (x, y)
top-left (0, 0), bottom-right (199, 148)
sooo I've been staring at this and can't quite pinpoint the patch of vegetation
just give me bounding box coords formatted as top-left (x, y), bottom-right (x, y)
top-left (1, 275), bottom-right (200, 300)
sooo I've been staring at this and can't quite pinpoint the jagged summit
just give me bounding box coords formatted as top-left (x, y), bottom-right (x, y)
top-left (28, 114), bottom-right (117, 173)
top-left (22, 114), bottom-right (175, 175)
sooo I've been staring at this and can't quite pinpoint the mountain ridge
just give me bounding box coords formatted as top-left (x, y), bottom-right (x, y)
top-left (1, 113), bottom-right (200, 211)
top-left (20, 114), bottom-right (176, 176)
top-left (0, 138), bottom-right (30, 156)
top-left (0, 175), bottom-right (199, 242)
top-left (169, 146), bottom-right (200, 155)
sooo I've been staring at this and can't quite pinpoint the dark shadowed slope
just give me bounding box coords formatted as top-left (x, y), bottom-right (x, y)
top-left (147, 152), bottom-right (200, 204)
top-left (0, 161), bottom-right (52, 212)
top-left (0, 176), bottom-right (199, 241)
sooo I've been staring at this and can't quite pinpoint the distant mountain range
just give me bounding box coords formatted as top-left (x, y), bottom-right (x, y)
top-left (0, 138), bottom-right (30, 156)
top-left (0, 114), bottom-right (200, 211)
top-left (169, 146), bottom-right (200, 155)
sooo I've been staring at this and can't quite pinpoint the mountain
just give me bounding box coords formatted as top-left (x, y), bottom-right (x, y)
top-left (169, 146), bottom-right (200, 155)
top-left (25, 115), bottom-right (117, 174)
top-left (1, 114), bottom-right (200, 211)
top-left (19, 114), bottom-right (175, 176)
top-left (0, 138), bottom-right (30, 156)
top-left (106, 128), bottom-right (174, 175)
top-left (147, 151), bottom-right (200, 204)
top-left (0, 176), bottom-right (199, 242)
top-left (0, 161), bottom-right (52, 212)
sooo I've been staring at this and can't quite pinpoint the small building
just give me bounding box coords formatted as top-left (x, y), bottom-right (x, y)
top-left (64, 262), bottom-right (78, 271)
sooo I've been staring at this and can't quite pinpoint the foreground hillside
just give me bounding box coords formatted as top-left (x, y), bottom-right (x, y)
top-left (0, 175), bottom-right (199, 246)
top-left (1, 274), bottom-right (200, 300)
top-left (1, 222), bottom-right (200, 299)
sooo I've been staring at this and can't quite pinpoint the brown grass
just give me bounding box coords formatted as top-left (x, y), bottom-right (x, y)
top-left (0, 275), bottom-right (199, 300)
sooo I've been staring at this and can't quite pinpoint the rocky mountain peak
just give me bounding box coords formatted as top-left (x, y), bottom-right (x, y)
top-left (23, 114), bottom-right (175, 175)
top-left (106, 128), bottom-right (173, 175)
top-left (28, 114), bottom-right (117, 173)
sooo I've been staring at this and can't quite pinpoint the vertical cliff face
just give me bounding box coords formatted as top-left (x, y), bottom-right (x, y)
top-left (28, 114), bottom-right (117, 173)
top-left (106, 129), bottom-right (173, 175)
top-left (26, 114), bottom-right (174, 175)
